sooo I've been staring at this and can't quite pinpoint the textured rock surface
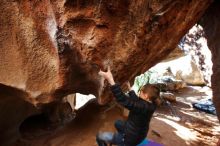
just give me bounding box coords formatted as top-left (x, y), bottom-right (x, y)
top-left (180, 25), bottom-right (212, 86)
top-left (57, 0), bottom-right (211, 102)
top-left (0, 0), bottom-right (212, 145)
top-left (150, 55), bottom-right (206, 86)
top-left (0, 84), bottom-right (37, 146)
top-left (162, 47), bottom-right (185, 62)
top-left (173, 56), bottom-right (206, 85)
top-left (200, 1), bottom-right (220, 121)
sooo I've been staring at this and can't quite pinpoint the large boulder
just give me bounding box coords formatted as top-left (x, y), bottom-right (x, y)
top-left (200, 0), bottom-right (220, 122)
top-left (163, 47), bottom-right (185, 62)
top-left (170, 55), bottom-right (206, 85)
top-left (147, 55), bottom-right (206, 86)
top-left (0, 0), bottom-right (213, 145)
top-left (180, 25), bottom-right (213, 86)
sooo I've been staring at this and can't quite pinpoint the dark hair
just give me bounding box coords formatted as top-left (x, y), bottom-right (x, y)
top-left (140, 84), bottom-right (160, 106)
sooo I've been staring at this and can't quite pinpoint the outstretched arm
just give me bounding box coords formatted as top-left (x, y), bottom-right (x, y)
top-left (111, 84), bottom-right (154, 113)
top-left (98, 67), bottom-right (154, 113)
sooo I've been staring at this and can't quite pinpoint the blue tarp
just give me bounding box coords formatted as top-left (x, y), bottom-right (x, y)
top-left (192, 98), bottom-right (217, 115)
top-left (137, 139), bottom-right (163, 146)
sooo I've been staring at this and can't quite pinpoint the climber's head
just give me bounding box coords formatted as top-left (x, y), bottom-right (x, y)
top-left (139, 84), bottom-right (160, 105)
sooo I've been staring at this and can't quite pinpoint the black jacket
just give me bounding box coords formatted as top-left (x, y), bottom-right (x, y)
top-left (111, 84), bottom-right (156, 146)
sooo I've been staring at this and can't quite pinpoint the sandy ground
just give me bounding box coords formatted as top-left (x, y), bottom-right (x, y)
top-left (15, 86), bottom-right (220, 146)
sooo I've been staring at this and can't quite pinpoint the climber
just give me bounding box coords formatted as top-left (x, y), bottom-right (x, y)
top-left (96, 66), bottom-right (160, 146)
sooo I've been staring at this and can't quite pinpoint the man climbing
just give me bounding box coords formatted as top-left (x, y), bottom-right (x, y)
top-left (96, 66), bottom-right (160, 146)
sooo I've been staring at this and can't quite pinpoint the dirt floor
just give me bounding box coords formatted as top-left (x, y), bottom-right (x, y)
top-left (15, 86), bottom-right (220, 146)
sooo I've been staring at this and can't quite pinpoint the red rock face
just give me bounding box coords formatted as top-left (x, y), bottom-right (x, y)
top-left (0, 0), bottom-right (213, 145)
top-left (57, 0), bottom-right (212, 102)
top-left (0, 0), bottom-right (60, 104)
top-left (200, 1), bottom-right (220, 121)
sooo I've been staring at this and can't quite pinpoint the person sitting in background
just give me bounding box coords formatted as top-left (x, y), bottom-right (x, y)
top-left (96, 66), bottom-right (160, 146)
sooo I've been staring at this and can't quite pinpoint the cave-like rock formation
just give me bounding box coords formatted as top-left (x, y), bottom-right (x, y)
top-left (200, 1), bottom-right (220, 122)
top-left (0, 0), bottom-right (214, 145)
